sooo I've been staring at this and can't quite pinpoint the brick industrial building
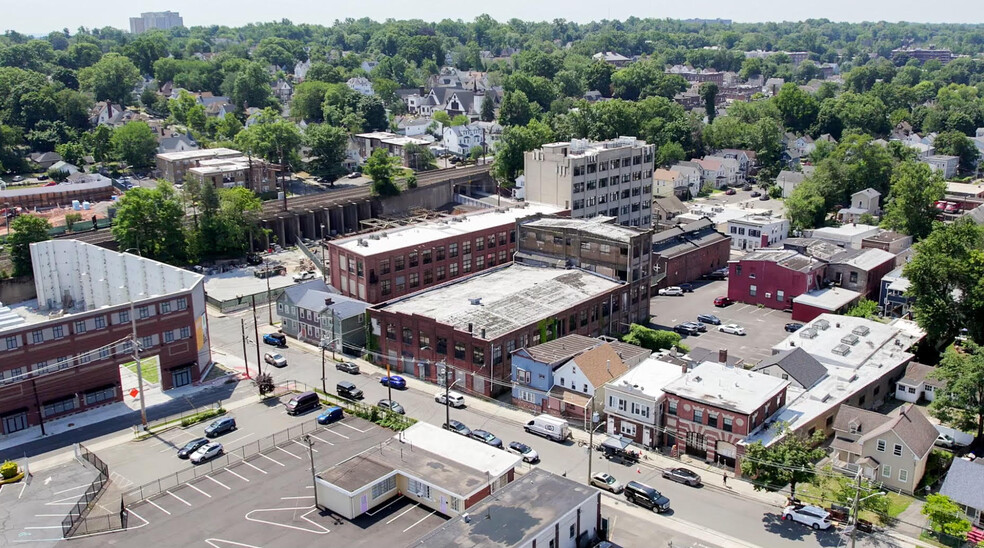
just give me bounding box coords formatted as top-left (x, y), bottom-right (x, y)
top-left (0, 240), bottom-right (210, 435)
top-left (651, 218), bottom-right (730, 290)
top-left (514, 215), bottom-right (652, 327)
top-left (369, 264), bottom-right (624, 397)
top-left (156, 148), bottom-right (280, 193)
top-left (325, 204), bottom-right (561, 304)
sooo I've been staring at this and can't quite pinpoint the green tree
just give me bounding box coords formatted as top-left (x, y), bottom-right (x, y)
top-left (655, 142), bottom-right (686, 167)
top-left (492, 119), bottom-right (554, 185)
top-left (498, 90), bottom-right (536, 127)
top-left (432, 111), bottom-right (452, 126)
top-left (785, 181), bottom-right (827, 230)
top-left (45, 167), bottom-right (69, 182)
top-left (480, 94), bottom-right (495, 122)
top-left (110, 121), bottom-right (158, 168)
top-left (773, 83), bottom-right (819, 134)
top-left (290, 81), bottom-right (331, 122)
top-left (468, 146), bottom-right (485, 162)
top-left (880, 161), bottom-right (945, 240)
top-left (364, 148), bottom-right (400, 197)
top-left (450, 114), bottom-right (470, 127)
top-left (214, 112), bottom-right (243, 141)
top-left (8, 215), bottom-right (51, 277)
top-left (904, 219), bottom-right (984, 347)
top-left (168, 90), bottom-right (198, 125)
top-left (186, 104), bottom-right (207, 134)
top-left (304, 123), bottom-right (347, 177)
top-left (845, 298), bottom-right (879, 319)
top-left (229, 62), bottom-right (273, 111)
top-left (111, 182), bottom-right (187, 263)
top-left (622, 324), bottom-right (686, 353)
top-left (740, 426), bottom-right (826, 500)
top-left (922, 494), bottom-right (972, 539)
top-left (929, 342), bottom-right (984, 439)
top-left (77, 53), bottom-right (140, 106)
top-left (933, 130), bottom-right (981, 173)
top-left (235, 109), bottom-right (303, 179)
top-left (404, 143), bottom-right (436, 171)
top-left (699, 82), bottom-right (719, 124)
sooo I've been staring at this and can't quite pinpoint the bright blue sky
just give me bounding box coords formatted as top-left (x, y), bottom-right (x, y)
top-left (3, 0), bottom-right (983, 35)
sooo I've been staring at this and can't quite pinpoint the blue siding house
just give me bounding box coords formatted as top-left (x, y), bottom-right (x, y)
top-left (510, 335), bottom-right (604, 413)
top-left (879, 266), bottom-right (914, 318)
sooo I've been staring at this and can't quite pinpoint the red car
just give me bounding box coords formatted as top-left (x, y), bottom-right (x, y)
top-left (713, 296), bottom-right (733, 307)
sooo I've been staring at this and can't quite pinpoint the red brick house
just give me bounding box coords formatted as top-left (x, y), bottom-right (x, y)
top-left (652, 218), bottom-right (730, 290)
top-left (662, 362), bottom-right (789, 472)
top-left (727, 249), bottom-right (825, 310)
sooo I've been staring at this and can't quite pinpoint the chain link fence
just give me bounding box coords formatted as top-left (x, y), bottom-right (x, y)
top-left (61, 444), bottom-right (124, 538)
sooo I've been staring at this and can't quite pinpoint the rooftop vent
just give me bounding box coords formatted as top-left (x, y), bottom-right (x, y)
top-left (852, 325), bottom-right (870, 337)
top-left (469, 298), bottom-right (483, 306)
top-left (799, 328), bottom-right (818, 339)
top-left (815, 319), bottom-right (830, 330)
top-left (369, 233), bottom-right (380, 240)
top-left (840, 334), bottom-right (860, 346)
top-left (832, 344), bottom-right (851, 356)
top-left (357, 239), bottom-right (368, 247)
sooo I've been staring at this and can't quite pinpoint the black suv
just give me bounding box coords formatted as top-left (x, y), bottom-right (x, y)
top-left (624, 481), bottom-right (671, 513)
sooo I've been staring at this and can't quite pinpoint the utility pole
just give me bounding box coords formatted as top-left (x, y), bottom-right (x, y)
top-left (124, 248), bottom-right (147, 428)
top-left (303, 435), bottom-right (319, 510)
top-left (850, 469), bottom-right (862, 548)
top-left (240, 319), bottom-right (251, 379)
top-left (266, 267), bottom-right (273, 325)
top-left (321, 343), bottom-right (326, 394)
top-left (587, 404), bottom-right (600, 485)
top-left (31, 379), bottom-right (46, 436)
top-left (251, 296), bottom-right (263, 378)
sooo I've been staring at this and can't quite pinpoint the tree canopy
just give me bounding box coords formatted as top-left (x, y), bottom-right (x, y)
top-left (8, 214), bottom-right (51, 277)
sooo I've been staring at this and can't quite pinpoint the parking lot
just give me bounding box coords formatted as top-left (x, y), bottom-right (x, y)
top-left (0, 459), bottom-right (101, 547)
top-left (650, 278), bottom-right (793, 364)
top-left (72, 415), bottom-right (416, 548)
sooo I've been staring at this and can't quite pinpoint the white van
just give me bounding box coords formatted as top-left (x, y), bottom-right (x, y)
top-left (524, 415), bottom-right (570, 442)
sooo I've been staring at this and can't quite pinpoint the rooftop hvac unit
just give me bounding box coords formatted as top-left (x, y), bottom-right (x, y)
top-left (832, 344), bottom-right (851, 356)
top-left (815, 319), bottom-right (830, 330)
top-left (840, 334), bottom-right (860, 346)
top-left (852, 325), bottom-right (871, 337)
top-left (799, 328), bottom-right (818, 339)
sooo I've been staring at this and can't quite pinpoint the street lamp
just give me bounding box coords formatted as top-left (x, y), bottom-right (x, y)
top-left (121, 248), bottom-right (148, 428)
top-left (586, 407), bottom-right (603, 485)
top-left (303, 434), bottom-right (319, 510)
top-left (440, 361), bottom-right (458, 428)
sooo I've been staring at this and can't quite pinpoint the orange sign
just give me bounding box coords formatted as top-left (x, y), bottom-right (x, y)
top-left (129, 388), bottom-right (139, 398)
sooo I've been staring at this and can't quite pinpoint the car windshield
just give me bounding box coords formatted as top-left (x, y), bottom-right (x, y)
top-left (604, 476), bottom-right (615, 484)
top-left (183, 439), bottom-right (205, 450)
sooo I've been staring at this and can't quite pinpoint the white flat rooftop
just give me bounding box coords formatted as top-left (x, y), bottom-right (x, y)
top-left (607, 357), bottom-right (684, 399)
top-left (375, 264), bottom-right (622, 340)
top-left (397, 422), bottom-right (521, 478)
top-left (792, 287), bottom-right (861, 311)
top-left (663, 362), bottom-right (788, 415)
top-left (521, 215), bottom-right (646, 243)
top-left (730, 215), bottom-right (786, 227)
top-left (809, 224), bottom-right (881, 238)
top-left (840, 248), bottom-right (895, 270)
top-left (334, 204), bottom-right (562, 257)
top-left (772, 314), bottom-right (921, 371)
top-left (156, 147), bottom-right (240, 161)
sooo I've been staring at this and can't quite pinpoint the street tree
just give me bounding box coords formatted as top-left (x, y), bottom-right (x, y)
top-left (8, 214), bottom-right (51, 276)
top-left (111, 182), bottom-right (187, 263)
top-left (491, 119), bottom-right (554, 185)
top-left (77, 53), bottom-right (140, 106)
top-left (880, 160), bottom-right (945, 240)
top-left (480, 94), bottom-right (495, 122)
top-left (845, 298), bottom-right (879, 319)
top-left (304, 123), bottom-right (347, 177)
top-left (498, 90), bottom-right (536, 127)
top-left (110, 121), bottom-right (158, 168)
top-left (933, 130), bottom-right (981, 173)
top-left (364, 148), bottom-right (400, 197)
top-left (922, 494), bottom-right (972, 539)
top-left (235, 109), bottom-right (303, 185)
top-left (699, 82), bottom-right (719, 124)
top-left (230, 62), bottom-right (274, 111)
top-left (404, 143), bottom-right (436, 171)
top-left (740, 426), bottom-right (826, 500)
top-left (904, 219), bottom-right (984, 347)
top-left (773, 83), bottom-right (819, 134)
top-left (290, 81), bottom-right (331, 122)
top-left (929, 341), bottom-right (984, 439)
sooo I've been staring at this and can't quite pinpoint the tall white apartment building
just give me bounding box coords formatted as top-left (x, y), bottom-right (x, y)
top-left (130, 11), bottom-right (184, 34)
top-left (727, 215), bottom-right (790, 251)
top-left (523, 137), bottom-right (655, 227)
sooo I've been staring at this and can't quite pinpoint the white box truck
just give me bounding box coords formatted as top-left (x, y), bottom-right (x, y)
top-left (524, 415), bottom-right (570, 442)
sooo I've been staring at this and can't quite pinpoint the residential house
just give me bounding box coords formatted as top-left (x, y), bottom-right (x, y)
top-left (512, 335), bottom-right (602, 414)
top-left (442, 122), bottom-right (501, 157)
top-left (395, 117), bottom-right (434, 137)
top-left (704, 155), bottom-right (743, 186)
top-left (923, 155), bottom-right (959, 179)
top-left (807, 224), bottom-right (883, 250)
top-left (763, 77), bottom-right (785, 96)
top-left (651, 218), bottom-right (731, 289)
top-left (352, 132), bottom-right (431, 168)
top-left (276, 280), bottom-right (367, 354)
top-left (727, 215), bottom-right (789, 251)
top-left (604, 356), bottom-right (687, 449)
top-left (548, 343), bottom-right (632, 423)
top-left (293, 59), bottom-right (311, 81)
top-left (663, 361), bottom-right (789, 471)
top-left (666, 66), bottom-right (725, 84)
top-left (653, 168), bottom-right (686, 198)
top-left (346, 77), bottom-right (374, 96)
top-left (89, 102), bottom-right (126, 126)
top-left (592, 52), bottom-right (632, 67)
top-left (752, 347), bottom-right (827, 390)
top-left (776, 167), bottom-right (815, 198)
top-left (272, 79), bottom-right (293, 102)
top-left (894, 362), bottom-right (942, 403)
top-left (824, 248), bottom-right (896, 299)
top-left (784, 133), bottom-right (815, 158)
top-left (28, 151), bottom-right (63, 170)
top-left (48, 161), bottom-right (79, 175)
top-left (829, 404), bottom-right (937, 494)
top-left (690, 158), bottom-right (728, 189)
top-left (837, 189), bottom-right (881, 224)
top-left (939, 459), bottom-right (984, 528)
top-left (660, 164), bottom-right (702, 198)
top-left (361, 60), bottom-right (379, 74)
top-left (727, 249), bottom-right (825, 311)
top-left (862, 231), bottom-right (914, 267)
top-left (157, 134), bottom-right (198, 154)
top-left (879, 266), bottom-right (915, 319)
top-left (652, 195), bottom-right (688, 229)
top-left (718, 149), bottom-right (755, 177)
top-left (583, 90), bottom-right (604, 102)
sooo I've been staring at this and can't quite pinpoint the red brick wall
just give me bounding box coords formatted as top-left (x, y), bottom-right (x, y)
top-left (657, 237), bottom-right (730, 288)
top-left (727, 259), bottom-right (823, 310)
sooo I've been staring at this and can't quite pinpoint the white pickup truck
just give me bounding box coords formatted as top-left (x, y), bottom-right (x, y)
top-left (293, 270), bottom-right (316, 282)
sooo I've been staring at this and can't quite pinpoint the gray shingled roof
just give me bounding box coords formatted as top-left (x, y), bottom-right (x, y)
top-left (518, 334), bottom-right (599, 366)
top-left (753, 347), bottom-right (827, 389)
top-left (940, 458), bottom-right (984, 510)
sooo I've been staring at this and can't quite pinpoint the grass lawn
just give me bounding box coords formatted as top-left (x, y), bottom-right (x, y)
top-left (797, 475), bottom-right (914, 525)
top-left (122, 354), bottom-right (160, 384)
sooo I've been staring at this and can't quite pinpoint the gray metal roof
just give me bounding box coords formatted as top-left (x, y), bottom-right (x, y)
top-left (516, 334), bottom-right (600, 366)
top-left (753, 347), bottom-right (827, 389)
top-left (940, 457), bottom-right (984, 510)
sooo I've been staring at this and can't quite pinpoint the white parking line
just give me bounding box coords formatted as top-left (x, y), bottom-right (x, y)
top-left (338, 422), bottom-right (369, 433)
top-left (53, 484), bottom-right (91, 495)
top-left (205, 476), bottom-right (231, 490)
top-left (24, 525), bottom-right (64, 530)
top-left (34, 514), bottom-right (65, 517)
top-left (226, 433), bottom-right (254, 445)
top-left (245, 506), bottom-right (329, 534)
top-left (309, 434), bottom-right (334, 446)
top-left (293, 439), bottom-right (319, 452)
top-left (240, 460), bottom-right (268, 474)
top-left (167, 491), bottom-right (192, 506)
top-left (403, 509), bottom-right (437, 532)
top-left (386, 504), bottom-right (418, 524)
top-left (205, 540), bottom-right (264, 548)
top-left (281, 496), bottom-right (315, 500)
top-left (186, 483), bottom-right (212, 498)
top-left (224, 468), bottom-right (251, 482)
top-left (18, 482), bottom-right (27, 499)
top-left (147, 500), bottom-right (171, 515)
top-left (276, 447), bottom-right (303, 460)
top-left (322, 428), bottom-right (349, 439)
top-left (258, 454), bottom-right (286, 467)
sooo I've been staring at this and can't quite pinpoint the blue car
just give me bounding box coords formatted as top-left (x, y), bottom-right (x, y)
top-left (316, 406), bottom-right (344, 425)
top-left (263, 333), bottom-right (286, 347)
top-left (380, 375), bottom-right (406, 389)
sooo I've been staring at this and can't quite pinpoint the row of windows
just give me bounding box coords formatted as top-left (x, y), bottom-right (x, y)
top-left (666, 400), bottom-right (735, 432)
top-left (3, 298), bottom-right (188, 350)
top-left (378, 252), bottom-right (509, 296)
top-left (375, 231), bottom-right (516, 276)
top-left (571, 155), bottom-right (653, 177)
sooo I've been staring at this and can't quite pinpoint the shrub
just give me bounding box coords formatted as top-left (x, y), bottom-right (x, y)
top-left (180, 407), bottom-right (226, 427)
top-left (1, 460), bottom-right (18, 479)
top-left (65, 212), bottom-right (83, 231)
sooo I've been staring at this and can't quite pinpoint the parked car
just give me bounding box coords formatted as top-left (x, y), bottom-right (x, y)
top-left (689, 321), bottom-right (707, 332)
top-left (725, 188), bottom-right (736, 195)
top-left (435, 391), bottom-right (466, 408)
top-left (658, 287), bottom-right (685, 296)
top-left (190, 442), bottom-right (223, 464)
top-left (293, 270), bottom-right (316, 282)
top-left (316, 406), bottom-right (344, 425)
top-left (945, 202), bottom-right (960, 214)
top-left (336, 381), bottom-right (363, 400)
top-left (11, 175), bottom-right (23, 182)
top-left (697, 314), bottom-right (721, 325)
top-left (661, 467), bottom-right (702, 487)
top-left (263, 333), bottom-right (287, 347)
top-left (443, 420), bottom-right (471, 436)
top-left (719, 323), bottom-right (746, 336)
top-left (469, 429), bottom-right (504, 448)
top-left (377, 399), bottom-right (405, 414)
top-left (935, 433), bottom-right (956, 448)
top-left (781, 505), bottom-right (832, 530)
top-left (679, 283), bottom-right (694, 292)
top-left (347, 172), bottom-right (360, 179)
top-left (759, 194), bottom-right (771, 201)
top-left (335, 361), bottom-right (360, 374)
top-left (742, 184), bottom-right (752, 191)
top-left (591, 473), bottom-right (624, 493)
top-left (704, 269), bottom-right (729, 280)
top-left (785, 322), bottom-right (804, 332)
top-left (624, 481), bottom-right (671, 513)
top-left (507, 441), bottom-right (540, 463)
top-left (750, 191), bottom-right (761, 197)
top-left (177, 438), bottom-right (209, 459)
top-left (713, 296), bottom-right (733, 307)
top-left (674, 323), bottom-right (700, 336)
top-left (264, 352), bottom-right (287, 367)
top-left (380, 375), bottom-right (406, 389)
top-left (204, 417), bottom-right (237, 438)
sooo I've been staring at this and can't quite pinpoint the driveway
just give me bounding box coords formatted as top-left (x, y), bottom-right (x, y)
top-left (650, 279), bottom-right (793, 365)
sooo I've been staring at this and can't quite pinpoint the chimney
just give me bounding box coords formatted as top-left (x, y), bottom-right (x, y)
top-left (606, 359), bottom-right (611, 375)
top-left (419, 86), bottom-right (425, 96)
top-left (468, 323), bottom-right (473, 333)
top-left (324, 298), bottom-right (333, 306)
top-left (481, 328), bottom-right (486, 338)
top-left (719, 349), bottom-right (728, 365)
top-left (681, 360), bottom-right (688, 375)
